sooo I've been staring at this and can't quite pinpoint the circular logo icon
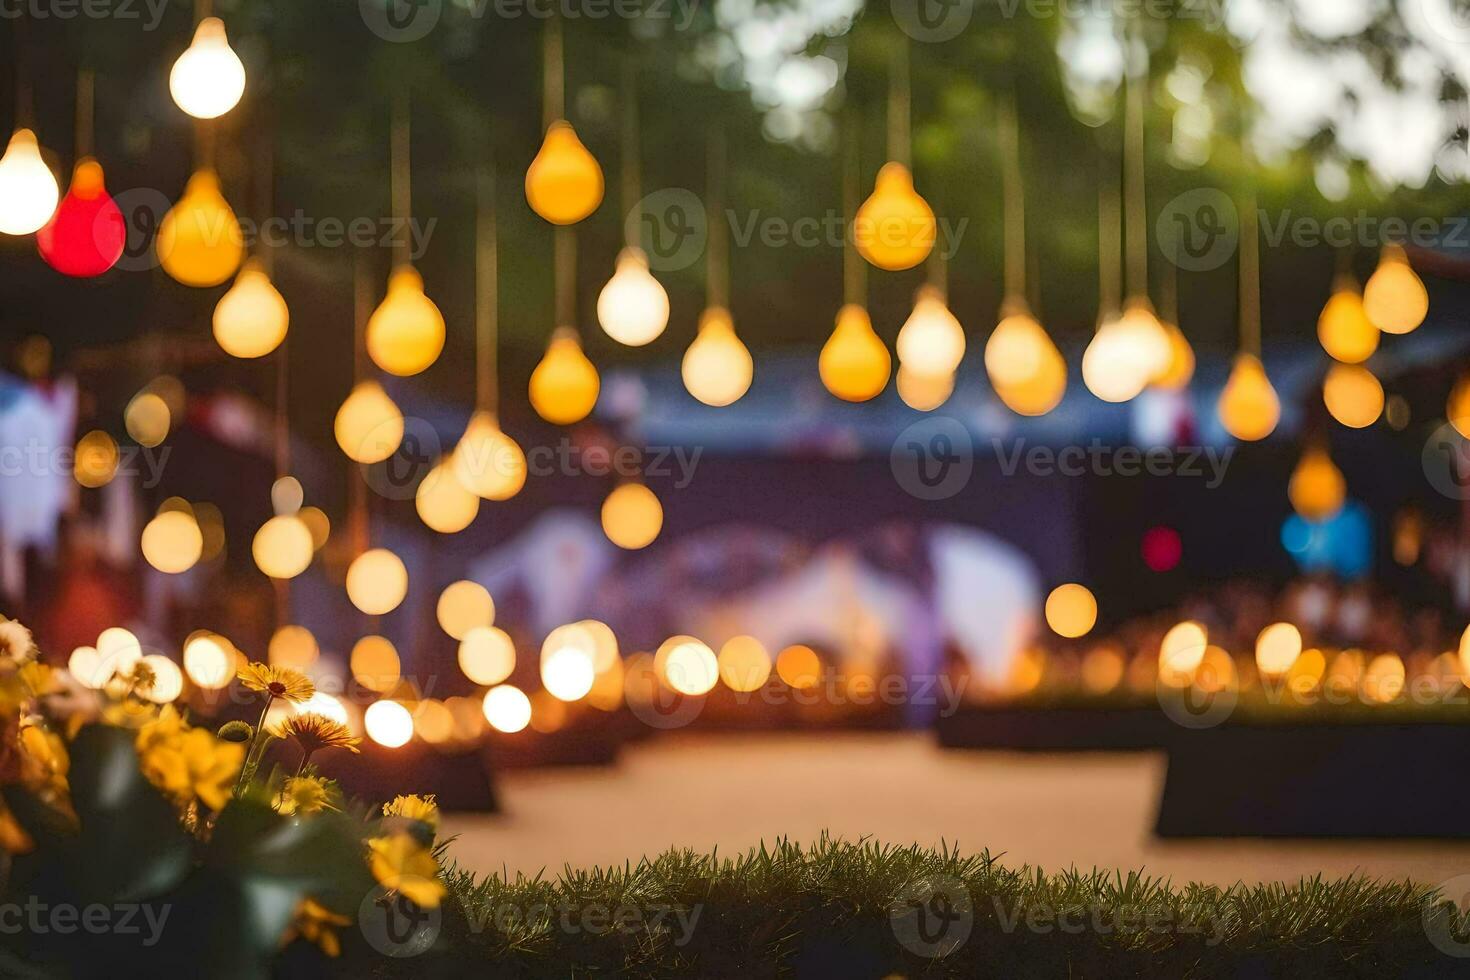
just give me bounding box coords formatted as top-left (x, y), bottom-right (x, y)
top-left (1425, 874), bottom-right (1470, 957)
top-left (359, 883), bottom-right (441, 957)
top-left (109, 187), bottom-right (172, 273)
top-left (624, 670), bottom-right (705, 731)
top-left (890, 417), bottom-right (973, 501)
top-left (359, 0), bottom-right (443, 42)
top-left (626, 188), bottom-right (707, 272)
top-left (363, 416), bottom-right (441, 502)
top-left (1156, 674), bottom-right (1238, 730)
top-left (889, 873), bottom-right (972, 958)
top-left (890, 0), bottom-right (975, 43)
top-left (1423, 422), bottom-right (1470, 500)
top-left (1156, 188), bottom-right (1239, 272)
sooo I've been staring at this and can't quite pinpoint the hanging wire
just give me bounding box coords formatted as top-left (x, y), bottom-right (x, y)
top-left (476, 161), bottom-right (499, 415)
top-left (620, 58), bottom-right (640, 243)
top-left (350, 250), bottom-right (372, 557)
top-left (1097, 143), bottom-right (1122, 323)
top-left (842, 108), bottom-right (865, 307)
top-left (390, 92), bottom-right (411, 269)
top-left (12, 12), bottom-right (32, 130)
top-left (75, 70), bottom-right (94, 159)
top-left (543, 15), bottom-right (565, 128)
top-left (887, 38), bottom-right (911, 168)
top-left (1239, 183), bottom-right (1261, 356)
top-left (1123, 38), bottom-right (1149, 299)
top-left (1161, 237), bottom-right (1180, 324)
top-left (554, 226), bottom-right (576, 326)
top-left (706, 125), bottom-right (728, 308)
top-left (998, 90), bottom-right (1026, 302)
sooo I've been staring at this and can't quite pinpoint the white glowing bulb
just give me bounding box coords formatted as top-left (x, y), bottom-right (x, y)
top-left (0, 129), bottom-right (59, 236)
top-left (597, 247), bottom-right (669, 346)
top-left (1082, 315), bottom-right (1148, 403)
top-left (170, 18), bottom-right (246, 120)
top-left (365, 700), bottom-right (414, 748)
top-left (896, 285), bottom-right (966, 377)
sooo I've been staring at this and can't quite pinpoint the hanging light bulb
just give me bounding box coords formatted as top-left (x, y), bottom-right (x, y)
top-left (212, 259), bottom-right (288, 358)
top-left (1317, 276), bottom-right (1379, 364)
top-left (0, 129), bottom-right (59, 236)
top-left (1322, 363), bottom-right (1383, 429)
top-left (525, 120), bottom-right (604, 225)
top-left (896, 365), bottom-right (954, 412)
top-left (169, 17), bottom-right (246, 120)
top-left (334, 380), bottom-right (403, 464)
top-left (1114, 296), bottom-right (1172, 383)
top-left (597, 247), bottom-right (668, 346)
top-left (346, 548), bottom-right (409, 616)
top-left (984, 301), bottom-right (1051, 389)
top-left (157, 169), bottom-right (244, 287)
top-left (682, 306), bottom-right (753, 407)
top-left (1363, 243), bottom-right (1428, 335)
top-left (853, 162), bottom-right (935, 271)
top-left (451, 411), bottom-right (526, 500)
top-left (994, 343), bottom-right (1066, 417)
top-left (529, 328), bottom-right (600, 424)
top-left (1217, 353), bottom-right (1280, 442)
top-left (366, 265), bottom-right (445, 376)
top-left (601, 483), bottom-right (663, 550)
top-left (1154, 319), bottom-right (1195, 390)
top-left (819, 304), bottom-right (891, 402)
top-left (895, 285), bottom-right (965, 377)
top-left (37, 158), bottom-right (123, 276)
top-left (1288, 446), bottom-right (1347, 522)
top-left (141, 509), bottom-right (204, 574)
top-left (416, 460), bottom-right (480, 533)
top-left (252, 514), bottom-right (314, 580)
top-left (1082, 314), bottom-right (1147, 403)
top-left (1447, 375), bottom-right (1470, 439)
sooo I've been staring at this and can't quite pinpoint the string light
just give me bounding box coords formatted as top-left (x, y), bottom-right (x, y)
top-left (854, 162), bottom-right (935, 271)
top-left (718, 636), bottom-right (771, 693)
top-left (682, 307), bottom-right (753, 407)
top-left (141, 508), bottom-right (203, 574)
top-left (482, 685), bottom-right (532, 734)
top-left (437, 581), bottom-right (494, 640)
top-left (366, 266), bottom-right (445, 376)
top-left (1288, 446), bottom-right (1346, 522)
top-left (183, 633), bottom-right (233, 689)
top-left (0, 129), bottom-right (59, 236)
top-left (351, 635), bottom-right (400, 693)
top-left (1153, 319), bottom-right (1195, 390)
top-left (169, 17), bottom-right (245, 119)
top-left (38, 159), bottom-right (123, 276)
top-left (1363, 243), bottom-right (1428, 335)
top-left (1082, 314), bottom-right (1147, 403)
top-left (125, 391), bottom-right (171, 448)
top-left (655, 636), bottom-right (718, 696)
top-left (459, 626), bottom-right (515, 686)
top-left (526, 121), bottom-right (604, 225)
top-left (365, 699), bottom-right (414, 748)
top-left (1322, 363), bottom-right (1383, 429)
top-left (820, 304), bottom-right (891, 403)
top-left (895, 366), bottom-right (954, 412)
top-left (541, 646), bottom-right (596, 702)
top-left (416, 460), bottom-right (480, 534)
top-left (1255, 622), bottom-right (1302, 679)
top-left (334, 380), bottom-right (403, 464)
top-left (601, 483), bottom-right (663, 550)
top-left (1044, 584), bottom-right (1097, 639)
top-left (252, 514), bottom-right (314, 580)
top-left (530, 328), bottom-right (600, 424)
top-left (157, 169), bottom-right (244, 287)
top-left (73, 430), bottom-right (119, 488)
top-left (451, 412), bottom-right (526, 501)
top-left (345, 548), bottom-right (408, 617)
top-left (598, 247), bottom-right (668, 346)
top-left (896, 285), bottom-right (965, 378)
top-left (1218, 353), bottom-right (1280, 442)
top-left (213, 259), bottom-right (289, 359)
top-left (1317, 275), bottom-right (1378, 363)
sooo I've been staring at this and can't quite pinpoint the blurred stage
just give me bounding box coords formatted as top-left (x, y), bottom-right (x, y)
top-left (443, 732), bottom-right (1470, 886)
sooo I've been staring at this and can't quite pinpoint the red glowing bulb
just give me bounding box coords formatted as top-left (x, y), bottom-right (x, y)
top-left (37, 158), bottom-right (125, 278)
top-left (1141, 526), bottom-right (1183, 573)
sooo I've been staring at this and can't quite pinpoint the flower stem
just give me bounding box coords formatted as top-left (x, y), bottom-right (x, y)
top-left (232, 695), bottom-right (275, 799)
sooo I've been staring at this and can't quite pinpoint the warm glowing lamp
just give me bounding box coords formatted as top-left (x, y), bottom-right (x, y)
top-left (460, 626), bottom-right (516, 686)
top-left (451, 411), bottom-right (526, 500)
top-left (366, 265), bottom-right (445, 376)
top-left (1450, 375), bottom-right (1470, 439)
top-left (1363, 244), bottom-right (1428, 335)
top-left (183, 634), bottom-right (233, 690)
top-left (1255, 622), bottom-right (1302, 679)
top-left (525, 120), bottom-right (604, 225)
top-left (993, 347), bottom-right (1066, 416)
top-left (542, 646), bottom-right (595, 702)
top-left (169, 17), bottom-right (246, 119)
top-left (351, 636), bottom-right (401, 693)
top-left (415, 460), bottom-right (480, 534)
top-left (984, 302), bottom-right (1050, 388)
top-left (655, 635), bottom-right (718, 696)
top-left (1159, 620), bottom-right (1208, 682)
top-left (365, 700), bottom-right (413, 748)
top-left (1115, 297), bottom-right (1172, 382)
top-left (1082, 315), bottom-right (1147, 403)
top-left (37, 159), bottom-right (123, 275)
top-left (125, 391), bottom-right (171, 448)
top-left (597, 247), bottom-right (668, 346)
top-left (1154, 320), bottom-right (1196, 390)
top-left (682, 307), bottom-right (753, 407)
top-left (482, 684), bottom-right (532, 733)
top-left (437, 581), bottom-right (495, 640)
top-left (1044, 583), bottom-right (1097, 639)
top-left (601, 483), bottom-right (663, 550)
top-left (529, 328), bottom-right (600, 424)
top-left (1317, 276), bottom-right (1379, 363)
top-left (853, 162), bottom-right (936, 271)
top-left (140, 510), bottom-right (203, 574)
top-left (213, 259), bottom-right (288, 358)
top-left (895, 365), bottom-right (954, 412)
top-left (1322, 363), bottom-right (1383, 429)
top-left (157, 169), bottom-right (244, 287)
top-left (896, 285), bottom-right (965, 377)
top-left (718, 636), bottom-right (772, 693)
top-left (1217, 353), bottom-right (1280, 442)
top-left (334, 380), bottom-right (403, 464)
top-left (0, 129), bottom-right (59, 236)
top-left (252, 514), bottom-right (314, 580)
top-left (346, 548), bottom-right (408, 616)
top-left (268, 624), bottom-right (318, 670)
top-left (1288, 446), bottom-right (1346, 522)
top-left (74, 430), bottom-right (119, 488)
top-left (819, 304), bottom-right (891, 402)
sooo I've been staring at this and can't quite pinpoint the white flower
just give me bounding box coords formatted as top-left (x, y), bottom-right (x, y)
top-left (0, 620), bottom-right (36, 664)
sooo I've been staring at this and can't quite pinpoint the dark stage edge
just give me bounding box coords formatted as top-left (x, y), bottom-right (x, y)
top-left (934, 704), bottom-right (1170, 751)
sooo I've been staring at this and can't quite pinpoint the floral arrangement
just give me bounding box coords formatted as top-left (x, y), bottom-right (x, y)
top-left (0, 616), bottom-right (446, 976)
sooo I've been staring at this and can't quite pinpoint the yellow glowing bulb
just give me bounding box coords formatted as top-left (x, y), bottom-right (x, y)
top-left (896, 285), bottom-right (965, 377)
top-left (351, 635), bottom-right (400, 693)
top-left (334, 380), bottom-right (403, 464)
top-left (1082, 315), bottom-right (1148, 403)
top-left (451, 411), bottom-right (526, 500)
top-left (157, 169), bottom-right (244, 287)
top-left (252, 514), bottom-right (314, 579)
top-left (416, 460), bottom-right (480, 534)
top-left (141, 509), bottom-right (203, 574)
top-left (1317, 277), bottom-right (1379, 364)
top-left (895, 365), bottom-right (954, 412)
top-left (542, 646), bottom-right (596, 702)
top-left (1255, 622), bottom-right (1302, 678)
top-left (437, 580), bottom-right (495, 640)
top-left (853, 161), bottom-right (936, 271)
top-left (94, 627), bottom-right (143, 684)
top-left (482, 684), bottom-right (532, 733)
top-left (1116, 297), bottom-right (1172, 382)
top-left (213, 259), bottom-right (288, 358)
top-left (1363, 243), bottom-right (1428, 335)
top-left (1288, 446), bottom-right (1346, 522)
top-left (367, 265), bottom-right (445, 377)
top-left (413, 699), bottom-right (454, 744)
top-left (525, 120), bottom-right (604, 225)
top-left (601, 483), bottom-right (663, 550)
top-left (820, 304), bottom-right (891, 402)
top-left (682, 307), bottom-right (753, 407)
top-left (297, 692), bottom-right (349, 726)
top-left (993, 345), bottom-right (1066, 417)
top-left (1044, 583), bottom-right (1097, 639)
top-left (530, 328), bottom-right (600, 424)
top-left (718, 635), bottom-right (771, 692)
top-left (1362, 653), bottom-right (1406, 703)
top-left (597, 246), bottom-right (668, 346)
top-left (1217, 353), bottom-right (1279, 442)
top-left (74, 429), bottom-right (119, 488)
top-left (140, 655), bottom-right (184, 704)
top-left (0, 129), bottom-right (58, 235)
top-left (1159, 620), bottom-right (1208, 683)
top-left (1322, 363), bottom-right (1383, 429)
top-left (345, 548), bottom-right (408, 616)
top-left (365, 699), bottom-right (414, 748)
top-left (183, 634), bottom-right (233, 689)
top-left (655, 635), bottom-right (718, 696)
top-left (776, 644), bottom-right (822, 689)
top-left (1154, 321), bottom-right (1195, 390)
top-left (459, 626), bottom-right (516, 685)
top-left (1450, 375), bottom-right (1470, 439)
top-left (125, 391), bottom-right (171, 448)
top-left (169, 17), bottom-right (245, 119)
top-left (984, 304), bottom-right (1050, 388)
top-left (268, 624), bottom-right (318, 670)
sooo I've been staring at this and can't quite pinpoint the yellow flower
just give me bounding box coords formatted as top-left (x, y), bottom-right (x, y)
top-left (137, 706), bottom-right (245, 812)
top-left (383, 794), bottom-right (439, 832)
top-left (272, 713), bottom-right (360, 757)
top-left (237, 662), bottom-right (315, 704)
top-left (367, 832), bottom-right (446, 909)
top-left (284, 897), bottom-right (350, 958)
top-left (276, 775), bottom-right (336, 816)
top-left (17, 723), bottom-right (67, 798)
top-left (0, 619), bottom-right (36, 664)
